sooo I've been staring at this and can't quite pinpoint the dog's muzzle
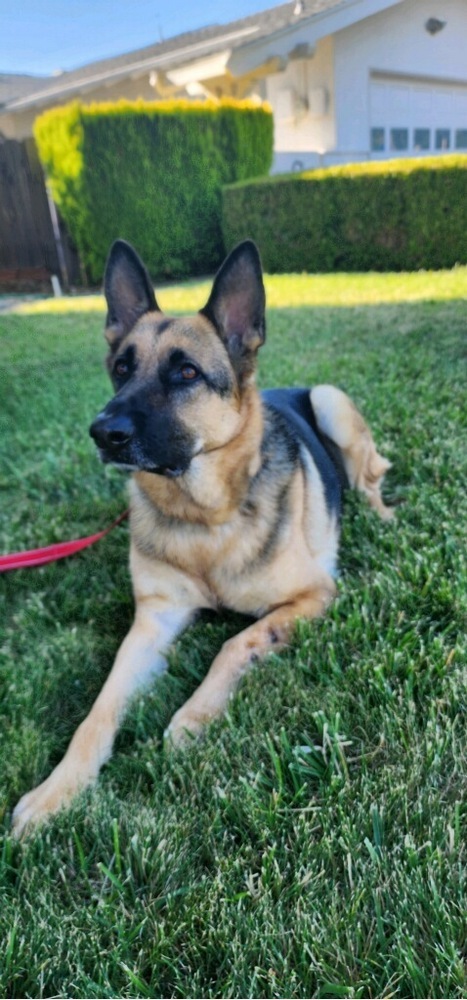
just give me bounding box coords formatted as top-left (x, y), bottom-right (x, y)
top-left (89, 411), bottom-right (186, 478)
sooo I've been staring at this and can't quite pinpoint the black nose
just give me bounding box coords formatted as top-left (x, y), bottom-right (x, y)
top-left (89, 412), bottom-right (134, 450)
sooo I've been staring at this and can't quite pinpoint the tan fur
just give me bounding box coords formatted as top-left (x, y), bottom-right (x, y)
top-left (133, 381), bottom-right (263, 526)
top-left (310, 385), bottom-right (394, 520)
top-left (12, 258), bottom-right (393, 836)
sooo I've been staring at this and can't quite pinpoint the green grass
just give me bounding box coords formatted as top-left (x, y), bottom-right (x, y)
top-left (0, 268), bottom-right (466, 1000)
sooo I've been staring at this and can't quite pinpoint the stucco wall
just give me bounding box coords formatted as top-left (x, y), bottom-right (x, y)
top-left (266, 36), bottom-right (335, 172)
top-left (333, 0), bottom-right (467, 155)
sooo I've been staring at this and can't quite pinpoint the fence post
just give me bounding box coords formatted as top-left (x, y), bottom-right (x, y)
top-left (45, 184), bottom-right (70, 292)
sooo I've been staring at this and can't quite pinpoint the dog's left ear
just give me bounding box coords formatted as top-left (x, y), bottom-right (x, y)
top-left (201, 240), bottom-right (265, 382)
top-left (104, 240), bottom-right (160, 349)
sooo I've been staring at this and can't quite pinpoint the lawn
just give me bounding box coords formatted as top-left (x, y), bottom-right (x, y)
top-left (0, 267), bottom-right (466, 1000)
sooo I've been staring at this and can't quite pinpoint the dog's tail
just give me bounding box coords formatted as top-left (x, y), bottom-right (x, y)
top-left (310, 385), bottom-right (394, 521)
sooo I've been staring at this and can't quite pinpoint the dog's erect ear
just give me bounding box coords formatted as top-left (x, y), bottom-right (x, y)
top-left (104, 240), bottom-right (159, 348)
top-left (201, 241), bottom-right (265, 381)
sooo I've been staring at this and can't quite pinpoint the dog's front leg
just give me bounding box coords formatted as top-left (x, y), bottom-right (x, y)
top-left (12, 600), bottom-right (192, 836)
top-left (166, 582), bottom-right (335, 746)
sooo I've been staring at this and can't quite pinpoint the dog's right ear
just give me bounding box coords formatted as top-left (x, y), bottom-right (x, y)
top-left (104, 240), bottom-right (159, 348)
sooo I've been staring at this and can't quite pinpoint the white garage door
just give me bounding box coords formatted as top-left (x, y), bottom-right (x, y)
top-left (369, 75), bottom-right (467, 158)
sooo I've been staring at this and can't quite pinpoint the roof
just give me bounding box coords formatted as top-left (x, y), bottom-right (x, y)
top-left (1, 0), bottom-right (346, 113)
top-left (0, 73), bottom-right (50, 107)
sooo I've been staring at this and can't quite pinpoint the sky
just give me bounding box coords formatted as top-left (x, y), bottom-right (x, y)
top-left (1, 0), bottom-right (283, 77)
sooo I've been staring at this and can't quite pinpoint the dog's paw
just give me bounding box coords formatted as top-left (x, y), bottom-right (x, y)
top-left (12, 781), bottom-right (66, 838)
top-left (12, 765), bottom-right (83, 838)
top-left (164, 707), bottom-right (205, 748)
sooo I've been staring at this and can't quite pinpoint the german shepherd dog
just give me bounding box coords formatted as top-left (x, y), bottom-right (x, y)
top-left (13, 239), bottom-right (393, 835)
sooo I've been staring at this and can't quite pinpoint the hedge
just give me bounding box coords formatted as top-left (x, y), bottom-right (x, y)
top-left (34, 99), bottom-right (273, 282)
top-left (222, 155), bottom-right (467, 272)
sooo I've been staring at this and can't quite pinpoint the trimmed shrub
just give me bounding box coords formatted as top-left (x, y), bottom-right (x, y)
top-left (35, 98), bottom-right (273, 282)
top-left (222, 155), bottom-right (467, 272)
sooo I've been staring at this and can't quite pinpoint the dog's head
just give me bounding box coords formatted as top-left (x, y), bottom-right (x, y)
top-left (89, 239), bottom-right (265, 477)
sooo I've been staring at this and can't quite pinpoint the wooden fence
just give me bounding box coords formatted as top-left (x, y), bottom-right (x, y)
top-left (0, 137), bottom-right (81, 289)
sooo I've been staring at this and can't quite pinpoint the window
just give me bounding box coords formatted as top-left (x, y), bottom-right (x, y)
top-left (435, 129), bottom-right (450, 150)
top-left (455, 129), bottom-right (467, 149)
top-left (413, 128), bottom-right (430, 151)
top-left (390, 128), bottom-right (408, 151)
top-left (371, 127), bottom-right (385, 152)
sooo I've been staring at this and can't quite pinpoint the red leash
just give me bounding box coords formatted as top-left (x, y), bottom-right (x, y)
top-left (0, 510), bottom-right (129, 573)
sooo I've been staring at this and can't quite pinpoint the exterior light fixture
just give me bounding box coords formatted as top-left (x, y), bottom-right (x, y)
top-left (425, 17), bottom-right (446, 34)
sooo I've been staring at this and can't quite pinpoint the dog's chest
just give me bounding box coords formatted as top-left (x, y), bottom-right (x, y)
top-left (132, 496), bottom-right (277, 599)
top-left (130, 474), bottom-right (336, 617)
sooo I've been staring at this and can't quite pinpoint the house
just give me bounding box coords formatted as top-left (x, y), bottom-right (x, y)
top-left (1, 0), bottom-right (466, 171)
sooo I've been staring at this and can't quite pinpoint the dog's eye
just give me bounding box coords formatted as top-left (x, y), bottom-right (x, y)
top-left (115, 360), bottom-right (129, 378)
top-left (179, 364), bottom-right (199, 381)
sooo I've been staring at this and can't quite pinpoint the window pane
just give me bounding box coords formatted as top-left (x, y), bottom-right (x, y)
top-left (455, 129), bottom-right (467, 149)
top-left (413, 128), bottom-right (430, 150)
top-left (435, 129), bottom-right (450, 150)
top-left (390, 128), bottom-right (408, 151)
top-left (371, 127), bottom-right (385, 151)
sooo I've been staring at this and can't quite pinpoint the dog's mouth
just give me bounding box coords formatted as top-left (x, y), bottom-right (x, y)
top-left (97, 448), bottom-right (187, 478)
top-left (141, 463), bottom-right (186, 478)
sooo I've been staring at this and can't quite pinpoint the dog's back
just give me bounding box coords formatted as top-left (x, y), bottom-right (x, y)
top-left (262, 388), bottom-right (348, 515)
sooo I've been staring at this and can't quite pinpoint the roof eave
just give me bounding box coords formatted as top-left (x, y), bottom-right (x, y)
top-left (0, 23), bottom-right (261, 114)
top-left (228, 0), bottom-right (404, 73)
